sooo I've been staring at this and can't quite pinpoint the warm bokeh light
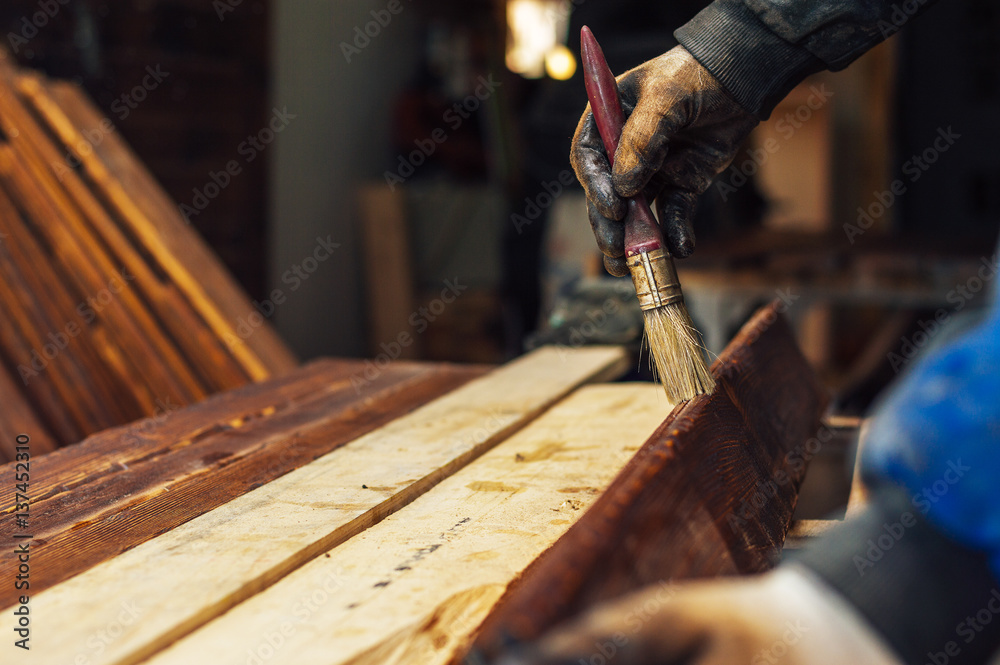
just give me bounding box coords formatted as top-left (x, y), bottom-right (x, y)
top-left (506, 0), bottom-right (570, 79)
top-left (545, 44), bottom-right (576, 80)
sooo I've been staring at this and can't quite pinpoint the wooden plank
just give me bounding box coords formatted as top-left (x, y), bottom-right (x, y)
top-left (0, 67), bottom-right (251, 394)
top-left (145, 383), bottom-right (669, 665)
top-left (7, 346), bottom-right (627, 665)
top-left (21, 75), bottom-right (297, 379)
top-left (0, 292), bottom-right (82, 444)
top-left (0, 54), bottom-right (301, 451)
top-left (0, 357), bottom-right (57, 461)
top-left (846, 418), bottom-right (871, 517)
top-left (0, 359), bottom-right (405, 516)
top-left (0, 145), bottom-right (205, 405)
top-left (471, 302), bottom-right (828, 659)
top-left (0, 183), bottom-right (144, 428)
top-left (25, 71), bottom-right (283, 380)
top-left (0, 359), bottom-right (485, 608)
top-left (0, 124), bottom-right (211, 405)
top-left (358, 184), bottom-right (418, 359)
top-left (784, 518), bottom-right (839, 549)
top-left (0, 234), bottom-right (117, 435)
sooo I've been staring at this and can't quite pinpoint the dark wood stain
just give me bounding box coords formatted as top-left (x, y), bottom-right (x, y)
top-left (0, 359), bottom-right (488, 607)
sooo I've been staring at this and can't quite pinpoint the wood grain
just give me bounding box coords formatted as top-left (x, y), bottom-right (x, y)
top-left (0, 233), bottom-right (112, 435)
top-left (5, 346), bottom-right (627, 665)
top-left (0, 357), bottom-right (57, 463)
top-left (0, 65), bottom-right (250, 393)
top-left (0, 56), bottom-right (298, 449)
top-left (0, 182), bottom-right (143, 428)
top-left (28, 75), bottom-right (298, 379)
top-left (0, 143), bottom-right (205, 406)
top-left (471, 302), bottom-right (828, 659)
top-left (0, 359), bottom-right (485, 608)
top-left (144, 384), bottom-right (669, 665)
top-left (0, 293), bottom-right (84, 445)
top-left (358, 184), bottom-right (418, 360)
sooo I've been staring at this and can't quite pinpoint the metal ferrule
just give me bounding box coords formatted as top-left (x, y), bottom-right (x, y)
top-left (627, 248), bottom-right (684, 311)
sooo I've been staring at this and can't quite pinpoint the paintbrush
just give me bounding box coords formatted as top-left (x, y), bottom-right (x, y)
top-left (580, 25), bottom-right (714, 402)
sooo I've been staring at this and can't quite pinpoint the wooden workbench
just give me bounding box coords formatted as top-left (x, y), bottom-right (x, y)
top-left (0, 303), bottom-right (828, 665)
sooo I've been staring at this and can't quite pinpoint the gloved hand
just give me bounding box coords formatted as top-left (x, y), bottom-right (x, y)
top-left (570, 45), bottom-right (758, 276)
top-left (494, 566), bottom-right (901, 665)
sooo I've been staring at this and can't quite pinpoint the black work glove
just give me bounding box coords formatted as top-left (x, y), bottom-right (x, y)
top-left (570, 45), bottom-right (758, 276)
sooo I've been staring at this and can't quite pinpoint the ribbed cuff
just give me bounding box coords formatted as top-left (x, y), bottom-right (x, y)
top-left (674, 0), bottom-right (824, 119)
top-left (791, 487), bottom-right (1000, 665)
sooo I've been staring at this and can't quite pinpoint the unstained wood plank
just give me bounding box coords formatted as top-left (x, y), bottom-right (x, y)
top-left (8, 346), bottom-right (627, 665)
top-left (144, 383), bottom-right (670, 665)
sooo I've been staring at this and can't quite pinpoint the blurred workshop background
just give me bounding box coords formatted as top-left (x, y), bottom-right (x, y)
top-left (2, 0), bottom-right (997, 415)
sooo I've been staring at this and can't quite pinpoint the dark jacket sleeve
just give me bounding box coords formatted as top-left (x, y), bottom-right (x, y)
top-left (675, 0), bottom-right (941, 118)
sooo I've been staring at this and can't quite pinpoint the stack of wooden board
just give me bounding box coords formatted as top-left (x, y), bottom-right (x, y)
top-left (0, 51), bottom-right (296, 460)
top-left (0, 346), bottom-right (631, 664)
top-left (0, 302), bottom-right (828, 665)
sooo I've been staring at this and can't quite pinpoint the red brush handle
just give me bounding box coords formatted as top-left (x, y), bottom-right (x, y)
top-left (580, 26), bottom-right (663, 255)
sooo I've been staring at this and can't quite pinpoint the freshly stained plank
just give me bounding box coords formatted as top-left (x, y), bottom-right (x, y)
top-left (0, 183), bottom-right (143, 427)
top-left (0, 359), bottom-right (486, 608)
top-left (22, 74), bottom-right (297, 380)
top-left (0, 358), bottom-right (57, 461)
top-left (145, 383), bottom-right (669, 665)
top-left (0, 54), bottom-right (299, 451)
top-left (0, 273), bottom-right (84, 444)
top-left (0, 143), bottom-right (205, 405)
top-left (0, 236), bottom-right (114, 434)
top-left (0, 359), bottom-right (408, 512)
top-left (0, 66), bottom-right (251, 393)
top-left (11, 346), bottom-right (627, 665)
top-left (472, 302), bottom-right (828, 659)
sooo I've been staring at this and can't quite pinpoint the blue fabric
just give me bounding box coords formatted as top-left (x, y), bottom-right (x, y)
top-left (863, 263), bottom-right (1000, 576)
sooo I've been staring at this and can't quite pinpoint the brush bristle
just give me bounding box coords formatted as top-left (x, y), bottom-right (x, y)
top-left (642, 302), bottom-right (715, 404)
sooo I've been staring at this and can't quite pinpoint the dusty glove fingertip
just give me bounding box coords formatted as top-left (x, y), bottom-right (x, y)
top-left (611, 167), bottom-right (645, 199)
top-left (588, 204), bottom-right (625, 258)
top-left (593, 197), bottom-right (626, 223)
top-left (604, 255), bottom-right (630, 277)
top-left (590, 181), bottom-right (626, 221)
top-left (660, 211), bottom-right (697, 258)
top-left (658, 192), bottom-right (698, 259)
top-left (670, 235), bottom-right (695, 258)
